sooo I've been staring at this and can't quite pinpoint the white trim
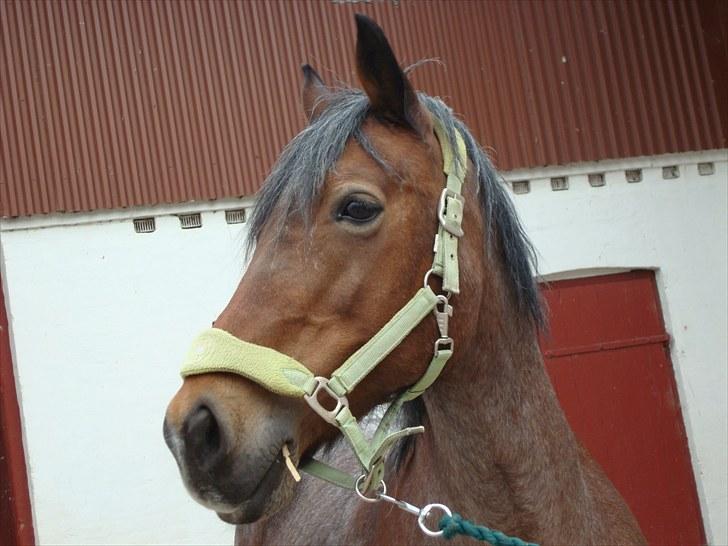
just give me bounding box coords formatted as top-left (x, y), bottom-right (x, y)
top-left (0, 196), bottom-right (257, 233)
top-left (538, 267), bottom-right (633, 283)
top-left (501, 149), bottom-right (728, 181)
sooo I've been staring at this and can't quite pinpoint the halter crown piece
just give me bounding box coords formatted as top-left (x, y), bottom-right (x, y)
top-left (181, 119), bottom-right (467, 494)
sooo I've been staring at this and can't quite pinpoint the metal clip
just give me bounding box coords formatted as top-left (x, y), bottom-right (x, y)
top-left (303, 377), bottom-right (348, 425)
top-left (355, 475), bottom-right (452, 538)
top-left (434, 295), bottom-right (452, 339)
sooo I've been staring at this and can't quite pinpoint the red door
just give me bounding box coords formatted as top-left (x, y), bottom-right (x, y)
top-left (1, 270), bottom-right (35, 546)
top-left (539, 271), bottom-right (705, 546)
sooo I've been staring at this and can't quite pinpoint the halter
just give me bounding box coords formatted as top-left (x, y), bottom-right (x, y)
top-left (180, 119), bottom-right (467, 495)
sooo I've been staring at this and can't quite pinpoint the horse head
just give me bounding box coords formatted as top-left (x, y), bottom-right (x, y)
top-left (164, 14), bottom-right (539, 526)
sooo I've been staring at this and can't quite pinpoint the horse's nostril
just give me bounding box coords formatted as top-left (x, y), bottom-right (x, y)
top-left (184, 405), bottom-right (224, 469)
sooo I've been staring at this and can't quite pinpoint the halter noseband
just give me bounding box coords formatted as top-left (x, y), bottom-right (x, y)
top-left (180, 119), bottom-right (467, 493)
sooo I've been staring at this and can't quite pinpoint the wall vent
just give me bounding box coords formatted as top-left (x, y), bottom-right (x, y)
top-left (626, 169), bottom-right (642, 183)
top-left (550, 177), bottom-right (568, 191)
top-left (133, 217), bottom-right (155, 234)
top-left (588, 173), bottom-right (605, 187)
top-left (512, 180), bottom-right (530, 194)
top-left (662, 165), bottom-right (680, 179)
top-left (225, 208), bottom-right (247, 224)
top-left (179, 213), bottom-right (202, 229)
top-left (698, 162), bottom-right (714, 176)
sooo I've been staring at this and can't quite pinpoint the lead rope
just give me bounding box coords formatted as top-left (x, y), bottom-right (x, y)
top-left (355, 477), bottom-right (539, 545)
top-left (439, 513), bottom-right (538, 546)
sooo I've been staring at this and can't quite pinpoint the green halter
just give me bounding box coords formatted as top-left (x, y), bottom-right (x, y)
top-left (181, 119), bottom-right (467, 493)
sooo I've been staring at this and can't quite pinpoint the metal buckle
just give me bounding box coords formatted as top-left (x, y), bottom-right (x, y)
top-left (434, 337), bottom-right (454, 355)
top-left (437, 188), bottom-right (464, 238)
top-left (303, 377), bottom-right (348, 425)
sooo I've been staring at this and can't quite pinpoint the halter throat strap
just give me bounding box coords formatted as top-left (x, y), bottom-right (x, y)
top-left (180, 119), bottom-right (467, 492)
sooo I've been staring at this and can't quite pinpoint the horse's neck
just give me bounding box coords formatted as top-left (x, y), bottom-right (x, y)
top-left (406, 314), bottom-right (597, 540)
top-left (239, 319), bottom-right (618, 546)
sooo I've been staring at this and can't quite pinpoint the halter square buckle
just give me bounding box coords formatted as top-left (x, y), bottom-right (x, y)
top-left (304, 377), bottom-right (349, 425)
top-left (434, 337), bottom-right (454, 356)
top-left (437, 188), bottom-right (464, 238)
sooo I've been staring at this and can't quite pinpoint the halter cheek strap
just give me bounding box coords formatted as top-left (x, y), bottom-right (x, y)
top-left (180, 120), bottom-right (467, 493)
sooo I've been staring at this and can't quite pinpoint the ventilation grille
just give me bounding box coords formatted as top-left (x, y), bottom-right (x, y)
top-left (511, 180), bottom-right (530, 195)
top-left (133, 217), bottom-right (155, 233)
top-left (225, 209), bottom-right (246, 224)
top-left (550, 177), bottom-right (569, 191)
top-left (626, 169), bottom-right (642, 183)
top-left (588, 173), bottom-right (605, 187)
top-left (179, 213), bottom-right (202, 229)
top-left (662, 166), bottom-right (680, 179)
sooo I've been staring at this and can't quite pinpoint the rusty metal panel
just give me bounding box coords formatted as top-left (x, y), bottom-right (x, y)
top-left (1, 0), bottom-right (725, 217)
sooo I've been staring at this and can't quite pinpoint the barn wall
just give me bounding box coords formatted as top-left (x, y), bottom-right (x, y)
top-left (0, 149), bottom-right (726, 544)
top-left (0, 201), bottom-right (253, 545)
top-left (2, 0), bottom-right (725, 217)
top-left (506, 150), bottom-right (728, 545)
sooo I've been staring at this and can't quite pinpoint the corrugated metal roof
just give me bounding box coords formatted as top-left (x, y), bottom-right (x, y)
top-left (1, 0), bottom-right (725, 217)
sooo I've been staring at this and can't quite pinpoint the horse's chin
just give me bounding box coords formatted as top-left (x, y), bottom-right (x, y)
top-left (212, 467), bottom-right (297, 525)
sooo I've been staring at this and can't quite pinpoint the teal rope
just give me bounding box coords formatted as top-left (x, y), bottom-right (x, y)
top-left (439, 513), bottom-right (538, 546)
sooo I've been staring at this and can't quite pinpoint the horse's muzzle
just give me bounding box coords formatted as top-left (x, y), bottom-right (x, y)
top-left (163, 386), bottom-right (295, 523)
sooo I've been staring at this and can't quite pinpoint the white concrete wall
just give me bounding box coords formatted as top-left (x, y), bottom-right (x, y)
top-left (1, 150), bottom-right (726, 545)
top-left (1, 199), bottom-right (253, 545)
top-left (505, 150), bottom-right (728, 545)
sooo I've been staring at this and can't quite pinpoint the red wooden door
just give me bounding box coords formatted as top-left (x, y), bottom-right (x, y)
top-left (539, 271), bottom-right (705, 546)
top-left (1, 270), bottom-right (35, 545)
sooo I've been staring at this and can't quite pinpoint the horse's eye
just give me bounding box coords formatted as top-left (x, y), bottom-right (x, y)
top-left (337, 198), bottom-right (382, 223)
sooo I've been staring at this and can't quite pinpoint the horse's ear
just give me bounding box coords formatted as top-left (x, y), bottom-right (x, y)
top-left (354, 14), bottom-right (427, 133)
top-left (301, 64), bottom-right (331, 122)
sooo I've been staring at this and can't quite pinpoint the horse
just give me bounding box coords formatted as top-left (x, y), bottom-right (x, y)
top-left (164, 14), bottom-right (646, 546)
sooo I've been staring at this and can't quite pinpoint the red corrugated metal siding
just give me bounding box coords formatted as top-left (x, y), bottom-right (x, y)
top-left (1, 0), bottom-right (725, 217)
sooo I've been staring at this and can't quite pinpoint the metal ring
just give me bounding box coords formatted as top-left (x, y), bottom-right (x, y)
top-left (423, 268), bottom-right (436, 290)
top-left (423, 269), bottom-right (453, 299)
top-left (418, 503), bottom-right (452, 537)
top-left (354, 474), bottom-right (386, 503)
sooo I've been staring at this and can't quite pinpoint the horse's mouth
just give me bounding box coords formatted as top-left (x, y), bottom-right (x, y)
top-left (164, 397), bottom-right (301, 525)
top-left (213, 446), bottom-right (293, 525)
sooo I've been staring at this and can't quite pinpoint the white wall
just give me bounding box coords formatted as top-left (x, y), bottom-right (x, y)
top-left (1, 200), bottom-right (253, 545)
top-left (1, 150), bottom-right (726, 545)
top-left (505, 150), bottom-right (728, 545)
